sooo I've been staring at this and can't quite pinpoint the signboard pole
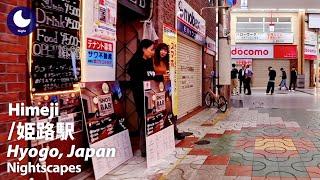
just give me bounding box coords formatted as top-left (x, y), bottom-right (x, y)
top-left (216, 0), bottom-right (219, 93)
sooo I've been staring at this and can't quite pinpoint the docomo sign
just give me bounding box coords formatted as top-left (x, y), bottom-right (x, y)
top-left (231, 44), bottom-right (274, 59)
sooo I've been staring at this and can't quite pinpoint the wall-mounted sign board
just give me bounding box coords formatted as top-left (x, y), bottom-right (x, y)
top-left (31, 0), bottom-right (81, 93)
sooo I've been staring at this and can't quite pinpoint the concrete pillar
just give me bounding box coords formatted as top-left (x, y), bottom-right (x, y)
top-left (218, 0), bottom-right (231, 85)
top-left (219, 38), bottom-right (231, 85)
top-left (299, 10), bottom-right (305, 75)
top-left (216, 0), bottom-right (231, 100)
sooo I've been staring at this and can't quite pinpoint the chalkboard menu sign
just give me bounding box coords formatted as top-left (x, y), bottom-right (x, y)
top-left (31, 0), bottom-right (81, 93)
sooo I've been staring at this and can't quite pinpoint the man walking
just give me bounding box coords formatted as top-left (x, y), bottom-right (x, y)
top-left (244, 64), bottom-right (253, 95)
top-left (238, 65), bottom-right (246, 94)
top-left (289, 67), bottom-right (298, 92)
top-left (231, 64), bottom-right (239, 95)
top-left (279, 68), bottom-right (288, 90)
top-left (266, 66), bottom-right (276, 95)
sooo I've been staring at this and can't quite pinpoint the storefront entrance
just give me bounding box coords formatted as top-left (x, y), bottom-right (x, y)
top-left (252, 60), bottom-right (290, 87)
top-left (176, 35), bottom-right (202, 118)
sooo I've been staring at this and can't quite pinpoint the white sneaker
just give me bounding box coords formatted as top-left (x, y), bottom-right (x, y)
top-left (289, 90), bottom-right (291, 92)
top-left (292, 90), bottom-right (295, 92)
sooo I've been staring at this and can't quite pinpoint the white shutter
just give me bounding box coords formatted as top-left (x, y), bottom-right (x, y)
top-left (252, 60), bottom-right (290, 87)
top-left (176, 36), bottom-right (202, 118)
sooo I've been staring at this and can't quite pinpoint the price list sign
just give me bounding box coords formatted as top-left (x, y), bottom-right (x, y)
top-left (31, 0), bottom-right (81, 93)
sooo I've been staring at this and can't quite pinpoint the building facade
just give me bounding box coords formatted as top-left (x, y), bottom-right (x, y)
top-left (230, 10), bottom-right (317, 88)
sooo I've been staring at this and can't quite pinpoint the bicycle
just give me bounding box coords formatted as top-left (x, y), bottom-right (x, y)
top-left (204, 80), bottom-right (228, 113)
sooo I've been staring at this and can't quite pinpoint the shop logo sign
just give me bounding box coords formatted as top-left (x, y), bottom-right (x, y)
top-left (7, 7), bottom-right (36, 36)
top-left (176, 0), bottom-right (206, 44)
top-left (231, 45), bottom-right (274, 59)
top-left (98, 94), bottom-right (114, 116)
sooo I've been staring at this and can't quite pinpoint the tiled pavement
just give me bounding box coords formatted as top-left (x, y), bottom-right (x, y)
top-left (295, 88), bottom-right (320, 96)
top-left (93, 90), bottom-right (320, 180)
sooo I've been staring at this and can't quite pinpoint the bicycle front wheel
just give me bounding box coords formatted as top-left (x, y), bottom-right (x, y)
top-left (218, 96), bottom-right (228, 113)
top-left (204, 92), bottom-right (213, 108)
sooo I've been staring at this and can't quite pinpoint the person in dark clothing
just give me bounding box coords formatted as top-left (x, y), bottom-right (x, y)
top-left (231, 63), bottom-right (239, 95)
top-left (238, 65), bottom-right (246, 94)
top-left (266, 66), bottom-right (277, 95)
top-left (244, 64), bottom-right (253, 95)
top-left (279, 68), bottom-right (288, 90)
top-left (289, 67), bottom-right (298, 92)
top-left (127, 39), bottom-right (163, 157)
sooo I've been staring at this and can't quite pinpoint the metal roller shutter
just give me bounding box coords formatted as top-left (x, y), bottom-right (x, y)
top-left (177, 35), bottom-right (202, 118)
top-left (252, 60), bottom-right (290, 87)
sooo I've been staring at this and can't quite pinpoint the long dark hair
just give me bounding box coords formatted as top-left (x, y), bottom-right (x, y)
top-left (132, 39), bottom-right (154, 60)
top-left (154, 43), bottom-right (169, 69)
top-left (126, 39), bottom-right (154, 77)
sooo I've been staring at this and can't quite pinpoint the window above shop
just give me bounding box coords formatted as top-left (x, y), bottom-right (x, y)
top-left (236, 17), bottom-right (292, 33)
top-left (250, 17), bottom-right (264, 22)
top-left (237, 17), bottom-right (250, 22)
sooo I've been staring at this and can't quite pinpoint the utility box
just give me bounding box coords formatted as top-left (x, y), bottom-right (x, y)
top-left (297, 74), bottom-right (305, 88)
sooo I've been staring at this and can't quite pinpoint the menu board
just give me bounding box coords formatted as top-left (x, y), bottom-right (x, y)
top-left (144, 80), bottom-right (175, 136)
top-left (31, 0), bottom-right (81, 93)
top-left (144, 80), bottom-right (175, 167)
top-left (80, 81), bottom-right (133, 178)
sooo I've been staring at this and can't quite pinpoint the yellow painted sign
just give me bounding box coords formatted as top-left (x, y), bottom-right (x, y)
top-left (163, 24), bottom-right (178, 115)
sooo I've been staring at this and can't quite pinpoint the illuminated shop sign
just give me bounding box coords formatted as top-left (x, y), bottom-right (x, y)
top-left (231, 44), bottom-right (274, 59)
top-left (176, 0), bottom-right (206, 44)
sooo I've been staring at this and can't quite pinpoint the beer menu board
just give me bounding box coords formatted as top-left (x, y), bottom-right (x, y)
top-left (31, 0), bottom-right (81, 93)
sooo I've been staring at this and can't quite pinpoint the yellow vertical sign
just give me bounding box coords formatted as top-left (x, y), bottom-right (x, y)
top-left (163, 24), bottom-right (178, 115)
